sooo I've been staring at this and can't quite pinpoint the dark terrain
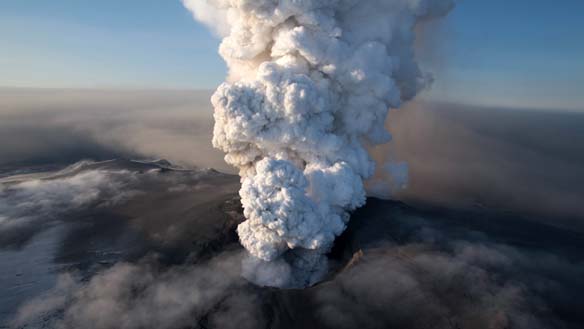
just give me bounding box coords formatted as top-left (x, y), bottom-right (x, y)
top-left (1, 159), bottom-right (583, 329)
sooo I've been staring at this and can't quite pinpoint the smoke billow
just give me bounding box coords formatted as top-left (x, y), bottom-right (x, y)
top-left (183, 0), bottom-right (454, 287)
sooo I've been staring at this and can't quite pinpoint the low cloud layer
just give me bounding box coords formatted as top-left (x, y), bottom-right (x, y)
top-left (12, 199), bottom-right (584, 329)
top-left (0, 164), bottom-right (138, 249)
top-left (13, 252), bottom-right (264, 329)
top-left (0, 159), bottom-right (237, 250)
top-left (0, 160), bottom-right (243, 327)
top-left (317, 218), bottom-right (584, 328)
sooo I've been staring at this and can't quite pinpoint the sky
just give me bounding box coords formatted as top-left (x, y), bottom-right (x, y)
top-left (1, 0), bottom-right (583, 110)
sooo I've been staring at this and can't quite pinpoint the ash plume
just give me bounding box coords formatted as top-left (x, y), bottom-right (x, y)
top-left (184, 0), bottom-right (454, 287)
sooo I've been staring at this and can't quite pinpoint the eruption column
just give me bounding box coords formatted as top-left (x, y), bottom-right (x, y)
top-left (184, 0), bottom-right (453, 287)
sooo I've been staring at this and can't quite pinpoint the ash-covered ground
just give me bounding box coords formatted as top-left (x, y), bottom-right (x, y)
top-left (1, 159), bottom-right (583, 329)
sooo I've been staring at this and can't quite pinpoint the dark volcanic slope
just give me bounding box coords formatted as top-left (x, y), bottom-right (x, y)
top-left (266, 199), bottom-right (584, 329)
top-left (1, 159), bottom-right (243, 327)
top-left (2, 159), bottom-right (584, 329)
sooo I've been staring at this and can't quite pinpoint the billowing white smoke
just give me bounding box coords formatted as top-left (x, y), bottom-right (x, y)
top-left (183, 0), bottom-right (453, 287)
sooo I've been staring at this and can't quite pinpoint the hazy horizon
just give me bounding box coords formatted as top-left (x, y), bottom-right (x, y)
top-left (2, 87), bottom-right (583, 233)
top-left (2, 0), bottom-right (584, 110)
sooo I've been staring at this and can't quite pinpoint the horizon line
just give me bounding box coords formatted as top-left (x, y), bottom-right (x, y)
top-left (1, 86), bottom-right (582, 113)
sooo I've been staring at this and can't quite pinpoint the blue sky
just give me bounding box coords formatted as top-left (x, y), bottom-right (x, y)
top-left (1, 0), bottom-right (583, 110)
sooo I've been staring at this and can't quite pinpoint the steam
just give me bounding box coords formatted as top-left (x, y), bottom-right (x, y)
top-left (184, 0), bottom-right (453, 287)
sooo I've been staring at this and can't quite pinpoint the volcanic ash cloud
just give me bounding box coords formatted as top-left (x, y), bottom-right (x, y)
top-left (184, 0), bottom-right (454, 287)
